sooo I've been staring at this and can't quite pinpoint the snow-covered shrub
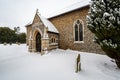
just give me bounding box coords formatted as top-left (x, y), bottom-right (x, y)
top-left (87, 0), bottom-right (120, 68)
top-left (18, 43), bottom-right (20, 45)
top-left (16, 42), bottom-right (20, 45)
top-left (9, 42), bottom-right (12, 45)
top-left (3, 42), bottom-right (7, 45)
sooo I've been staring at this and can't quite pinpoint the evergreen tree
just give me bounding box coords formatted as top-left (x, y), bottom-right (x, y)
top-left (87, 0), bottom-right (120, 68)
top-left (14, 26), bottom-right (20, 34)
top-left (17, 33), bottom-right (26, 43)
top-left (0, 27), bottom-right (16, 43)
top-left (0, 27), bottom-right (26, 43)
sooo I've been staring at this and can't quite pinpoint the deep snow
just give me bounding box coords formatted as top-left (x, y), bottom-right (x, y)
top-left (0, 44), bottom-right (120, 80)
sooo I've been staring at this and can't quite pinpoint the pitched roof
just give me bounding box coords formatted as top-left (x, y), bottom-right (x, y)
top-left (39, 15), bottom-right (59, 33)
top-left (26, 0), bottom-right (90, 33)
top-left (25, 21), bottom-right (32, 26)
top-left (25, 11), bottom-right (59, 33)
top-left (47, 0), bottom-right (90, 19)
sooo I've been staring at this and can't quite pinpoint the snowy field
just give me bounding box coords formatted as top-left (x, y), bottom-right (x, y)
top-left (0, 44), bottom-right (120, 80)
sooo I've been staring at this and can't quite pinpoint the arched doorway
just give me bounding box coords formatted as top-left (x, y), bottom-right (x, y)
top-left (36, 32), bottom-right (41, 52)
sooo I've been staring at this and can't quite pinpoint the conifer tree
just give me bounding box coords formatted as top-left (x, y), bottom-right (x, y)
top-left (87, 0), bottom-right (120, 68)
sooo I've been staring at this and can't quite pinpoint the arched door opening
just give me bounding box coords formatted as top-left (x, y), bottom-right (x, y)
top-left (36, 32), bottom-right (41, 52)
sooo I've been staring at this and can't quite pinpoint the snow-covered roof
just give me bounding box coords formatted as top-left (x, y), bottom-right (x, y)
top-left (26, 11), bottom-right (59, 33)
top-left (36, 12), bottom-right (59, 33)
top-left (25, 21), bottom-right (32, 27)
top-left (40, 15), bottom-right (59, 33)
top-left (26, 0), bottom-right (90, 32)
top-left (47, 0), bottom-right (90, 19)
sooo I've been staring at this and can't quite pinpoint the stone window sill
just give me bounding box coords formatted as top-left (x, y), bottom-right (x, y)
top-left (49, 43), bottom-right (58, 46)
top-left (74, 41), bottom-right (84, 44)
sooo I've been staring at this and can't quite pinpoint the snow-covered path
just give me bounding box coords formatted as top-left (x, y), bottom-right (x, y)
top-left (0, 44), bottom-right (120, 80)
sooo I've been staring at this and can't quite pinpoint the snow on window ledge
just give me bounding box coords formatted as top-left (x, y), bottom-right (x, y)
top-left (74, 41), bottom-right (84, 44)
top-left (49, 43), bottom-right (58, 46)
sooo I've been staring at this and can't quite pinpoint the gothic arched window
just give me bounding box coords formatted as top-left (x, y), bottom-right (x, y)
top-left (74, 19), bottom-right (84, 42)
top-left (75, 24), bottom-right (78, 41)
top-left (51, 37), bottom-right (56, 43)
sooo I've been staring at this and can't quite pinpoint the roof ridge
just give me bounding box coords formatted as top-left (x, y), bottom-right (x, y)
top-left (47, 0), bottom-right (90, 19)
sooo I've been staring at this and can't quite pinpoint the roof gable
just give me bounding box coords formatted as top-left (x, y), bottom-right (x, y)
top-left (32, 12), bottom-right (42, 24)
top-left (26, 10), bottom-right (59, 33)
top-left (36, 11), bottom-right (59, 33)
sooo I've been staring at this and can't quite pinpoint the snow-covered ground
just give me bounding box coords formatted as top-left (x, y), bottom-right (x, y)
top-left (0, 44), bottom-right (120, 80)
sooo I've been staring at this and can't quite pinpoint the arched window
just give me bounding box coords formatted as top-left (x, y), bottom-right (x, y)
top-left (74, 19), bottom-right (84, 42)
top-left (51, 38), bottom-right (54, 43)
top-left (51, 37), bottom-right (56, 43)
top-left (75, 24), bottom-right (78, 41)
top-left (79, 23), bottom-right (83, 41)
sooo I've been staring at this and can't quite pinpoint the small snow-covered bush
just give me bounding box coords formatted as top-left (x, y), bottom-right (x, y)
top-left (9, 42), bottom-right (12, 45)
top-left (17, 43), bottom-right (20, 45)
top-left (16, 42), bottom-right (20, 45)
top-left (3, 42), bottom-right (7, 45)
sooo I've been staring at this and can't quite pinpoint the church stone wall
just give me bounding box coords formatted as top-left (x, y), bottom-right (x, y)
top-left (26, 25), bottom-right (32, 45)
top-left (49, 6), bottom-right (104, 54)
top-left (48, 32), bottom-right (59, 50)
top-left (26, 12), bottom-right (59, 53)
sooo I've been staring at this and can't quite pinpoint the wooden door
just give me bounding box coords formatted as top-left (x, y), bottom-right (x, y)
top-left (36, 32), bottom-right (41, 52)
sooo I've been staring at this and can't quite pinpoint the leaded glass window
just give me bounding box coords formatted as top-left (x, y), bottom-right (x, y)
top-left (74, 20), bottom-right (83, 42)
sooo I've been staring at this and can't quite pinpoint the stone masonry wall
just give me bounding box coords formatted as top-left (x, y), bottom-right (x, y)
top-left (26, 25), bottom-right (32, 45)
top-left (49, 6), bottom-right (104, 54)
top-left (48, 32), bottom-right (59, 50)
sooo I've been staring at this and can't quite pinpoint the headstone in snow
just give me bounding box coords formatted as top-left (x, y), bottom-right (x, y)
top-left (75, 54), bottom-right (81, 73)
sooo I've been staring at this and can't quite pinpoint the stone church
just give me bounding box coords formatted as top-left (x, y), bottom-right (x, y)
top-left (25, 0), bottom-right (104, 54)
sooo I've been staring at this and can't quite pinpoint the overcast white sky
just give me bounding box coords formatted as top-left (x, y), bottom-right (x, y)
top-left (0, 0), bottom-right (81, 32)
